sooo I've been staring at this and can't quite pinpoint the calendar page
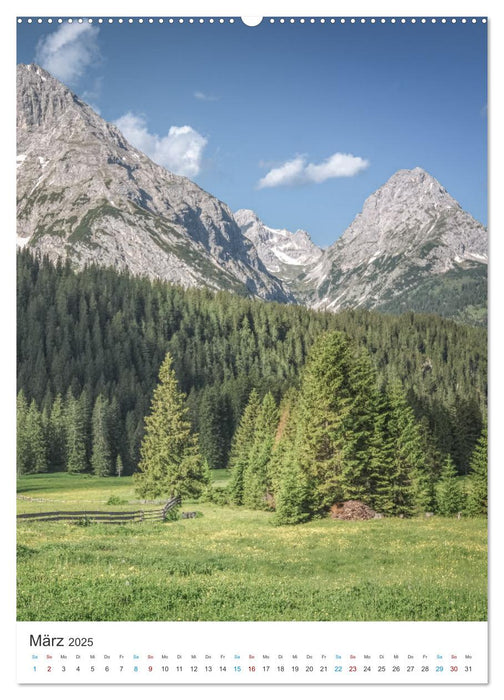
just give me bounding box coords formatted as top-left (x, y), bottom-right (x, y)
top-left (13, 2), bottom-right (489, 690)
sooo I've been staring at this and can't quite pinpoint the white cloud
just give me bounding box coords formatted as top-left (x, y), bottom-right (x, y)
top-left (257, 152), bottom-right (369, 189)
top-left (194, 91), bottom-right (219, 102)
top-left (257, 156), bottom-right (306, 189)
top-left (305, 153), bottom-right (370, 182)
top-left (115, 112), bottom-right (207, 178)
top-left (35, 23), bottom-right (100, 84)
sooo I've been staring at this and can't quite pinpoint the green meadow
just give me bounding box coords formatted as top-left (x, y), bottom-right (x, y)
top-left (17, 473), bottom-right (487, 622)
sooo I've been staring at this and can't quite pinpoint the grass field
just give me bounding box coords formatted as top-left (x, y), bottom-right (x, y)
top-left (17, 473), bottom-right (487, 622)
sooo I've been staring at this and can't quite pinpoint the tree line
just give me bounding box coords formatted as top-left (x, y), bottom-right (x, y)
top-left (17, 250), bottom-right (487, 479)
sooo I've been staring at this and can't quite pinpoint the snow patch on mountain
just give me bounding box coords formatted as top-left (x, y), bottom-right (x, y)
top-left (235, 208), bottom-right (323, 282)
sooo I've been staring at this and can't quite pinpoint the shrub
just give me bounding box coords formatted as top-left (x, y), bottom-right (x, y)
top-left (106, 495), bottom-right (128, 506)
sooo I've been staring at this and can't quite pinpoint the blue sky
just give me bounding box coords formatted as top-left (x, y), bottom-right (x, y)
top-left (17, 17), bottom-right (487, 247)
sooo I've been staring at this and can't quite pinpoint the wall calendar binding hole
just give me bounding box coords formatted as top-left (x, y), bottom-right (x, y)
top-left (241, 17), bottom-right (263, 26)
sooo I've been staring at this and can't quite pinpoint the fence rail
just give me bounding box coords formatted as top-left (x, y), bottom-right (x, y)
top-left (17, 496), bottom-right (181, 524)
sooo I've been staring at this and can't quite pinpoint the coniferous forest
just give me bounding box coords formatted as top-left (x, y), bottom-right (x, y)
top-left (17, 250), bottom-right (487, 519)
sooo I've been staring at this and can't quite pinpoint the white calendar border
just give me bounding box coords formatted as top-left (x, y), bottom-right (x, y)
top-left (3, 1), bottom-right (502, 698)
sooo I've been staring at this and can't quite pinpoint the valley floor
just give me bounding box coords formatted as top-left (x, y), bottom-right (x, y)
top-left (16, 473), bottom-right (487, 622)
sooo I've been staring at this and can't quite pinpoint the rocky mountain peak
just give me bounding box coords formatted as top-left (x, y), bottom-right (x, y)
top-left (306, 167), bottom-right (487, 320)
top-left (19, 63), bottom-right (85, 129)
top-left (371, 166), bottom-right (458, 209)
top-left (234, 208), bottom-right (323, 288)
top-left (235, 209), bottom-right (321, 253)
top-left (17, 63), bottom-right (130, 153)
top-left (339, 167), bottom-right (465, 250)
top-left (16, 64), bottom-right (292, 303)
top-left (234, 209), bottom-right (322, 302)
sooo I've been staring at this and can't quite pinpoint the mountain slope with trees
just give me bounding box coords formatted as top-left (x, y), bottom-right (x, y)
top-left (17, 250), bottom-right (486, 482)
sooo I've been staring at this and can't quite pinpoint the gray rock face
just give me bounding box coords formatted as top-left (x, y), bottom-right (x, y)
top-left (234, 208), bottom-right (323, 301)
top-left (235, 208), bottom-right (323, 278)
top-left (306, 167), bottom-right (487, 312)
top-left (16, 64), bottom-right (292, 302)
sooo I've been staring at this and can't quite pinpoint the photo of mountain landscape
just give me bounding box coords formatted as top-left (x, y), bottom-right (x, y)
top-left (16, 17), bottom-right (487, 623)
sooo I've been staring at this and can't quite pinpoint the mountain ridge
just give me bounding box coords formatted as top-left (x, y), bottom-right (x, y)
top-left (308, 166), bottom-right (487, 320)
top-left (16, 63), bottom-right (487, 323)
top-left (16, 63), bottom-right (293, 302)
top-left (235, 169), bottom-right (487, 322)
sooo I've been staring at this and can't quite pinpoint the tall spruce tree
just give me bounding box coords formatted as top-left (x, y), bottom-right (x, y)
top-left (451, 398), bottom-right (483, 474)
top-left (91, 394), bottom-right (113, 477)
top-left (436, 454), bottom-right (464, 515)
top-left (134, 353), bottom-right (209, 500)
top-left (78, 388), bottom-right (92, 467)
top-left (242, 391), bottom-right (278, 510)
top-left (466, 425), bottom-right (488, 516)
top-left (271, 396), bottom-right (311, 525)
top-left (339, 351), bottom-right (380, 503)
top-left (48, 394), bottom-right (67, 472)
top-left (197, 386), bottom-right (229, 469)
top-left (107, 396), bottom-right (122, 469)
top-left (273, 457), bottom-right (311, 525)
top-left (268, 389), bottom-right (298, 498)
top-left (413, 416), bottom-right (441, 512)
top-left (228, 389), bottom-right (260, 505)
top-left (16, 390), bottom-right (29, 476)
top-left (65, 390), bottom-right (88, 473)
top-left (25, 399), bottom-right (48, 473)
top-left (381, 382), bottom-right (426, 516)
top-left (367, 391), bottom-right (396, 514)
top-left (295, 332), bottom-right (359, 513)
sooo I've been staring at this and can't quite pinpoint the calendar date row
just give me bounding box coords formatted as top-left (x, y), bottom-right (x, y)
top-left (35, 663), bottom-right (473, 674)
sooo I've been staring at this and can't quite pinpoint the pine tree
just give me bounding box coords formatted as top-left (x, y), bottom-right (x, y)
top-left (436, 454), bottom-right (464, 515)
top-left (79, 388), bottom-right (92, 467)
top-left (228, 389), bottom-right (260, 505)
top-left (134, 353), bottom-right (209, 500)
top-left (384, 382), bottom-right (426, 516)
top-left (125, 410), bottom-right (139, 475)
top-left (16, 390), bottom-right (29, 475)
top-left (24, 400), bottom-right (48, 473)
top-left (466, 425), bottom-right (487, 516)
top-left (273, 457), bottom-right (311, 525)
top-left (268, 389), bottom-right (298, 498)
top-left (107, 396), bottom-right (122, 467)
top-left (197, 386), bottom-right (229, 469)
top-left (412, 416), bottom-right (441, 512)
top-left (295, 332), bottom-right (356, 513)
top-left (451, 398), bottom-right (483, 474)
top-left (367, 391), bottom-right (396, 514)
top-left (91, 394), bottom-right (113, 477)
top-left (48, 394), bottom-right (67, 472)
top-left (242, 392), bottom-right (278, 510)
top-left (65, 390), bottom-right (88, 473)
top-left (339, 351), bottom-right (380, 503)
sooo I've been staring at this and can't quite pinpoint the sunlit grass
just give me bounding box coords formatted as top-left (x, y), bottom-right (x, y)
top-left (17, 473), bottom-right (487, 622)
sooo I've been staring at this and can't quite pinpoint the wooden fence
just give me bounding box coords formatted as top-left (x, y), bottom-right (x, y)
top-left (17, 496), bottom-right (181, 524)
